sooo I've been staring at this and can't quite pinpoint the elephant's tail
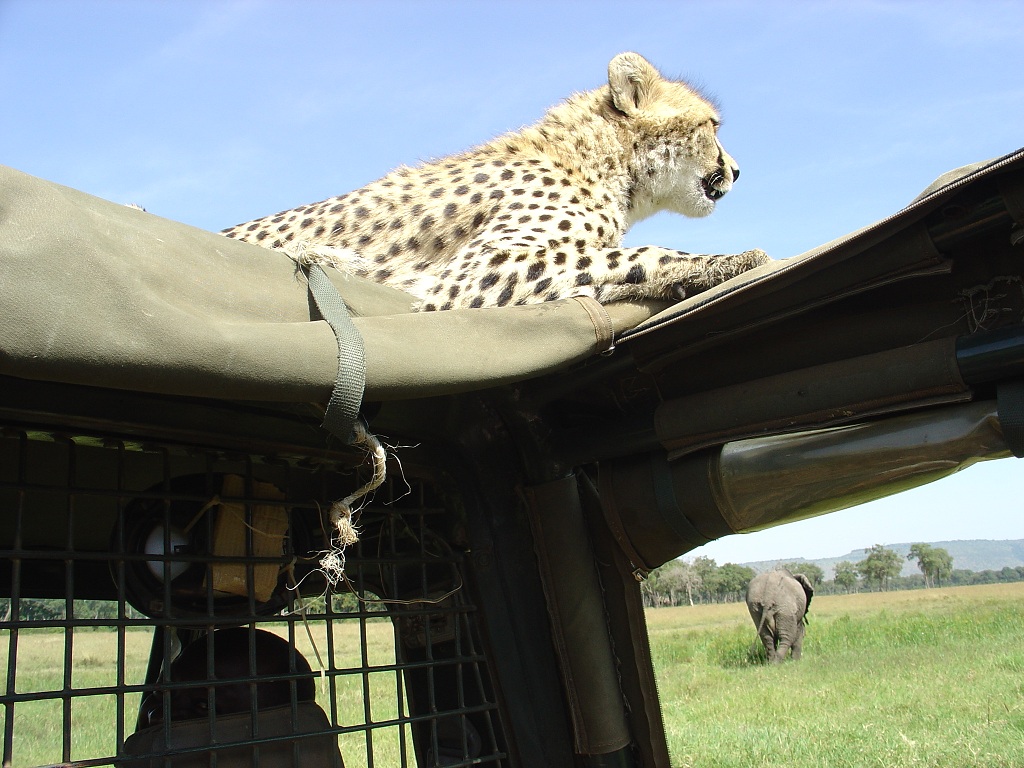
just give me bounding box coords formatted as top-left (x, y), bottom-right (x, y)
top-left (756, 605), bottom-right (776, 635)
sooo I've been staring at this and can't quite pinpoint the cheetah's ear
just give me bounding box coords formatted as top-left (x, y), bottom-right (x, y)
top-left (608, 52), bottom-right (661, 116)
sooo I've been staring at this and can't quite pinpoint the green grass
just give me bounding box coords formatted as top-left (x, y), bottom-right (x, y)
top-left (0, 621), bottom-right (412, 768)
top-left (648, 582), bottom-right (1024, 767)
top-left (3, 583), bottom-right (1023, 766)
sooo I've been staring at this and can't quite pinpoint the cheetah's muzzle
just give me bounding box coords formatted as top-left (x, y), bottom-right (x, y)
top-left (701, 171), bottom-right (727, 201)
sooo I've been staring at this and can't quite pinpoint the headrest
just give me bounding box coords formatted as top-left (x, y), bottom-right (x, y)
top-left (122, 700), bottom-right (343, 767)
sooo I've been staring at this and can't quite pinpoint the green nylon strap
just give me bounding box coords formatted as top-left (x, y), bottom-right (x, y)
top-left (650, 452), bottom-right (707, 548)
top-left (305, 264), bottom-right (365, 443)
top-left (997, 379), bottom-right (1024, 458)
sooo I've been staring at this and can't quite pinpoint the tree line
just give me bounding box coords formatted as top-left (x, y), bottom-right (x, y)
top-left (641, 543), bottom-right (1024, 607)
top-left (5, 545), bottom-right (1024, 618)
top-left (1, 592), bottom-right (375, 624)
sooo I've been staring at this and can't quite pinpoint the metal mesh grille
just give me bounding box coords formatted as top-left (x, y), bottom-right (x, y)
top-left (0, 425), bottom-right (508, 767)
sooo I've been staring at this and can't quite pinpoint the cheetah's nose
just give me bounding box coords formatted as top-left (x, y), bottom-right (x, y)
top-left (731, 165), bottom-right (740, 182)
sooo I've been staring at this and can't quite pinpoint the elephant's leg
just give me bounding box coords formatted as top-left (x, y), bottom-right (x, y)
top-left (791, 621), bottom-right (806, 660)
top-left (757, 614), bottom-right (778, 663)
top-left (773, 612), bottom-right (799, 661)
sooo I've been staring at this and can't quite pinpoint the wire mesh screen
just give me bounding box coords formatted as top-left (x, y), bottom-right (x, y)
top-left (0, 424), bottom-right (508, 767)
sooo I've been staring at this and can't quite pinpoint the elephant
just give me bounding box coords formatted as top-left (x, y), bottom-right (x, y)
top-left (745, 568), bottom-right (814, 663)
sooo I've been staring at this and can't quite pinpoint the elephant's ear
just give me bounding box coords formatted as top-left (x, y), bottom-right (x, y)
top-left (796, 574), bottom-right (814, 614)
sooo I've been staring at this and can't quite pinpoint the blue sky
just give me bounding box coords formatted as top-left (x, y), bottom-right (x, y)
top-left (2, 0), bottom-right (1021, 565)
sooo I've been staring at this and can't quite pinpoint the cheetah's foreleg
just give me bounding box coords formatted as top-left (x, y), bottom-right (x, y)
top-left (590, 246), bottom-right (770, 303)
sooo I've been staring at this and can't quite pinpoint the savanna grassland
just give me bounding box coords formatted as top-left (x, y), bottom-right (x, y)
top-left (2, 583), bottom-right (1022, 766)
top-left (0, 618), bottom-right (413, 767)
top-left (648, 581), bottom-right (1024, 768)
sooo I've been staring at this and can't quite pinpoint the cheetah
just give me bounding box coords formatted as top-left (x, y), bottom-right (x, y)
top-left (222, 52), bottom-right (769, 311)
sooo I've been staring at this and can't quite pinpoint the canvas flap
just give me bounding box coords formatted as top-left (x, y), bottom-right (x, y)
top-left (0, 165), bottom-right (665, 402)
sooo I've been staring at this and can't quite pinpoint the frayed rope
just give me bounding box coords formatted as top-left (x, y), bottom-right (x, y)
top-left (318, 420), bottom-right (387, 587)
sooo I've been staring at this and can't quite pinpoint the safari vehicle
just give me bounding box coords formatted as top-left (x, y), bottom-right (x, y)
top-left (2, 147), bottom-right (1023, 767)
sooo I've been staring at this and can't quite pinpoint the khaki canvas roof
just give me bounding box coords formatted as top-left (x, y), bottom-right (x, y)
top-left (2, 149), bottom-right (1023, 406)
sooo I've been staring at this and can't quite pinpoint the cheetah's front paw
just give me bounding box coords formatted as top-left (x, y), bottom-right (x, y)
top-left (666, 248), bottom-right (771, 299)
top-left (739, 248), bottom-right (771, 268)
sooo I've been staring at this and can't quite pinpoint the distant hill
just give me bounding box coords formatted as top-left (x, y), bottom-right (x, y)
top-left (743, 539), bottom-right (1024, 579)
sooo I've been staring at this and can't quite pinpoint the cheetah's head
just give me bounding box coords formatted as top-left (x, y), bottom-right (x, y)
top-left (608, 52), bottom-right (740, 224)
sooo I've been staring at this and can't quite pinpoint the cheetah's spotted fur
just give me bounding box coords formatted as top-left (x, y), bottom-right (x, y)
top-left (222, 53), bottom-right (769, 311)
